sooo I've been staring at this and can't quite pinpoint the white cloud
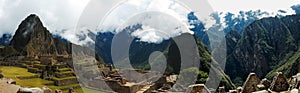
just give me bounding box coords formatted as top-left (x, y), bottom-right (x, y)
top-left (208, 0), bottom-right (299, 14)
top-left (0, 0), bottom-right (89, 36)
top-left (0, 0), bottom-right (299, 45)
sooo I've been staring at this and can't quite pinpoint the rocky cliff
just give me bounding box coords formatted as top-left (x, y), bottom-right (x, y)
top-left (9, 14), bottom-right (68, 56)
top-left (226, 14), bottom-right (300, 82)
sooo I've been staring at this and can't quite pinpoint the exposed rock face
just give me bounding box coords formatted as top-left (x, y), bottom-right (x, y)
top-left (225, 30), bottom-right (241, 55)
top-left (226, 15), bottom-right (300, 80)
top-left (188, 84), bottom-right (210, 93)
top-left (269, 72), bottom-right (289, 92)
top-left (10, 14), bottom-right (59, 56)
top-left (242, 73), bottom-right (260, 93)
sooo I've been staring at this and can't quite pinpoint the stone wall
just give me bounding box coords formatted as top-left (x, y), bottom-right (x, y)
top-left (16, 75), bottom-right (39, 79)
top-left (27, 67), bottom-right (40, 73)
top-left (55, 72), bottom-right (75, 78)
top-left (54, 78), bottom-right (78, 86)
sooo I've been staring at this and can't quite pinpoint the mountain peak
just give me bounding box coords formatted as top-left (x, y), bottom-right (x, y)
top-left (9, 14), bottom-right (59, 56)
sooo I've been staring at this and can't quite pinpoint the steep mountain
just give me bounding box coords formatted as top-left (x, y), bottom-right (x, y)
top-left (167, 33), bottom-right (235, 90)
top-left (225, 30), bottom-right (241, 55)
top-left (94, 25), bottom-right (235, 90)
top-left (94, 25), bottom-right (170, 67)
top-left (226, 14), bottom-right (300, 82)
top-left (9, 14), bottom-right (67, 56)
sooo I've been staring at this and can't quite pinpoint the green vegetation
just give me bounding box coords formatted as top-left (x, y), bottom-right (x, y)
top-left (76, 87), bottom-right (107, 93)
top-left (0, 66), bottom-right (52, 87)
top-left (266, 47), bottom-right (300, 79)
top-left (0, 46), bottom-right (19, 57)
top-left (53, 76), bottom-right (76, 80)
top-left (58, 68), bottom-right (71, 72)
top-left (48, 83), bottom-right (79, 89)
top-left (0, 66), bottom-right (86, 92)
top-left (197, 70), bottom-right (208, 83)
top-left (55, 71), bottom-right (73, 75)
top-left (0, 66), bottom-right (36, 78)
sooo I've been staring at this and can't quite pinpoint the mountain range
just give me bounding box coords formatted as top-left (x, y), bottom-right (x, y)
top-left (226, 14), bottom-right (300, 85)
top-left (1, 5), bottom-right (300, 89)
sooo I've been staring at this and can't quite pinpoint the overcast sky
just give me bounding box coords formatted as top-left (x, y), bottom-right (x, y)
top-left (0, 0), bottom-right (299, 44)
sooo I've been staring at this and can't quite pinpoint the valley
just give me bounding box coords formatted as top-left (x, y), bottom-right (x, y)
top-left (0, 10), bottom-right (300, 93)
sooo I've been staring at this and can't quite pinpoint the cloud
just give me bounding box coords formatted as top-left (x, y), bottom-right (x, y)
top-left (0, 0), bottom-right (299, 45)
top-left (98, 0), bottom-right (193, 44)
top-left (0, 0), bottom-right (89, 36)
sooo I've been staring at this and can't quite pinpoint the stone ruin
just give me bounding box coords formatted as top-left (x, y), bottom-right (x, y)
top-left (236, 87), bottom-right (243, 93)
top-left (257, 78), bottom-right (270, 90)
top-left (188, 84), bottom-right (211, 93)
top-left (269, 72), bottom-right (289, 92)
top-left (242, 73), bottom-right (260, 93)
top-left (290, 73), bottom-right (300, 90)
top-left (42, 86), bottom-right (52, 93)
top-left (227, 72), bottom-right (300, 93)
top-left (218, 86), bottom-right (225, 93)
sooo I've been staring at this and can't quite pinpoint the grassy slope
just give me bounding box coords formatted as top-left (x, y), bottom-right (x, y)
top-left (0, 66), bottom-right (53, 87)
top-left (0, 66), bottom-right (93, 93)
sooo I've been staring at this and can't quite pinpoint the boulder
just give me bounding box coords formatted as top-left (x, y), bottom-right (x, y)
top-left (188, 84), bottom-right (211, 93)
top-left (7, 78), bottom-right (16, 84)
top-left (55, 89), bottom-right (62, 93)
top-left (242, 73), bottom-right (260, 93)
top-left (42, 86), bottom-right (52, 93)
top-left (291, 89), bottom-right (299, 93)
top-left (19, 87), bottom-right (43, 93)
top-left (269, 72), bottom-right (289, 92)
top-left (256, 84), bottom-right (266, 90)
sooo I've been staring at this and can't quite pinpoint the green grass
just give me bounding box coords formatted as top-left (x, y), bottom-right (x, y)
top-left (0, 66), bottom-right (36, 78)
top-left (0, 66), bottom-right (109, 93)
top-left (55, 71), bottom-right (73, 74)
top-left (0, 66), bottom-right (53, 87)
top-left (52, 76), bottom-right (76, 80)
top-left (76, 87), bottom-right (107, 93)
top-left (58, 68), bottom-right (71, 71)
top-left (0, 46), bottom-right (4, 49)
top-left (48, 83), bottom-right (80, 89)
